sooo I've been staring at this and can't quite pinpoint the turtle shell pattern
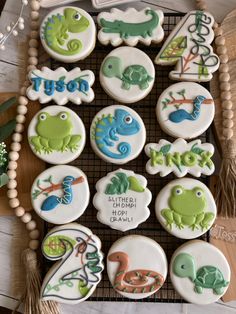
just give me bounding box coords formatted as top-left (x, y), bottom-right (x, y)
top-left (123, 65), bottom-right (150, 85)
top-left (194, 266), bottom-right (226, 289)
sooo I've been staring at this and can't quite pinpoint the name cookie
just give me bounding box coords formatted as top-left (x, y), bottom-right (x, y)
top-left (107, 235), bottom-right (167, 299)
top-left (155, 178), bottom-right (216, 239)
top-left (93, 169), bottom-right (152, 231)
top-left (97, 7), bottom-right (164, 47)
top-left (156, 82), bottom-right (215, 139)
top-left (100, 47), bottom-right (155, 103)
top-left (145, 139), bottom-right (215, 178)
top-left (28, 106), bottom-right (86, 164)
top-left (40, 7), bottom-right (96, 63)
top-left (155, 10), bottom-right (219, 82)
top-left (90, 105), bottom-right (146, 164)
top-left (31, 165), bottom-right (90, 224)
top-left (41, 223), bottom-right (104, 304)
top-left (170, 240), bottom-right (230, 304)
top-left (27, 67), bottom-right (95, 105)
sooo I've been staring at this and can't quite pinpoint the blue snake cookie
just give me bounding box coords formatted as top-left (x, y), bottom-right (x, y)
top-left (31, 165), bottom-right (90, 224)
top-left (156, 82), bottom-right (215, 139)
top-left (90, 105), bottom-right (146, 165)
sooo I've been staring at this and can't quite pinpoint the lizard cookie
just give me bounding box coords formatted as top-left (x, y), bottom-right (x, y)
top-left (107, 235), bottom-right (167, 299)
top-left (93, 169), bottom-right (152, 231)
top-left (97, 7), bottom-right (164, 47)
top-left (155, 10), bottom-right (219, 82)
top-left (90, 105), bottom-right (146, 164)
top-left (27, 67), bottom-right (95, 105)
top-left (31, 165), bottom-right (90, 224)
top-left (155, 178), bottom-right (216, 239)
top-left (28, 106), bottom-right (85, 165)
top-left (100, 47), bottom-right (155, 103)
top-left (170, 240), bottom-right (230, 304)
top-left (156, 82), bottom-right (215, 139)
top-left (41, 223), bottom-right (104, 304)
top-left (40, 7), bottom-right (96, 63)
top-left (145, 139), bottom-right (215, 178)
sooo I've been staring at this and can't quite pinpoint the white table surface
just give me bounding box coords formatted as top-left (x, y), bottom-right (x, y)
top-left (1, 0), bottom-right (236, 313)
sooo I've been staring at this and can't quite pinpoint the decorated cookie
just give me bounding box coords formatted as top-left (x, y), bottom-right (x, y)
top-left (41, 223), bottom-right (104, 304)
top-left (107, 235), bottom-right (167, 299)
top-left (155, 178), bottom-right (216, 239)
top-left (31, 165), bottom-right (89, 224)
top-left (145, 139), bottom-right (215, 178)
top-left (156, 82), bottom-right (215, 139)
top-left (170, 240), bottom-right (230, 304)
top-left (28, 106), bottom-right (85, 164)
top-left (92, 0), bottom-right (136, 9)
top-left (100, 47), bottom-right (155, 103)
top-left (155, 10), bottom-right (219, 81)
top-left (93, 169), bottom-right (152, 231)
top-left (97, 7), bottom-right (164, 47)
top-left (90, 105), bottom-right (146, 164)
top-left (40, 7), bottom-right (96, 63)
top-left (27, 67), bottom-right (95, 105)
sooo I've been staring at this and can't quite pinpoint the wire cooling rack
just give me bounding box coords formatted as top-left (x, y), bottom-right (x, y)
top-left (43, 13), bottom-right (212, 303)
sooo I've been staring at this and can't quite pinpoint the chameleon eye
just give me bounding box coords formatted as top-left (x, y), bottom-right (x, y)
top-left (60, 113), bottom-right (68, 120)
top-left (124, 115), bottom-right (132, 124)
top-left (39, 113), bottom-right (47, 121)
top-left (195, 189), bottom-right (203, 198)
top-left (74, 13), bottom-right (81, 20)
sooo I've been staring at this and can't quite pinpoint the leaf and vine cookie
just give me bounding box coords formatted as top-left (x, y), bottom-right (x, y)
top-left (31, 165), bottom-right (90, 224)
top-left (41, 223), bottom-right (104, 304)
top-left (156, 82), bottom-right (215, 139)
top-left (107, 235), bottom-right (167, 299)
top-left (93, 169), bottom-right (152, 231)
top-left (155, 10), bottom-right (219, 81)
top-left (155, 178), bottom-right (216, 239)
top-left (40, 7), bottom-right (96, 63)
top-left (27, 67), bottom-right (95, 105)
top-left (100, 47), bottom-right (155, 103)
top-left (145, 138), bottom-right (215, 177)
top-left (97, 7), bottom-right (164, 47)
top-left (90, 105), bottom-right (146, 164)
top-left (28, 106), bottom-right (86, 164)
top-left (170, 240), bottom-right (230, 304)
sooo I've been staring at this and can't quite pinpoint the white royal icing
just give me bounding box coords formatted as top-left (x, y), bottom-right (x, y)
top-left (97, 7), bottom-right (164, 47)
top-left (93, 169), bottom-right (152, 231)
top-left (92, 0), bottom-right (136, 9)
top-left (156, 82), bottom-right (215, 139)
top-left (145, 138), bottom-right (215, 178)
top-left (27, 67), bottom-right (95, 105)
top-left (41, 223), bottom-right (104, 304)
top-left (155, 10), bottom-right (219, 82)
top-left (31, 165), bottom-right (90, 224)
top-left (155, 178), bottom-right (217, 239)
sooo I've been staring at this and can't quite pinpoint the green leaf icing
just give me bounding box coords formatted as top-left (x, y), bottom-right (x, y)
top-left (160, 36), bottom-right (187, 62)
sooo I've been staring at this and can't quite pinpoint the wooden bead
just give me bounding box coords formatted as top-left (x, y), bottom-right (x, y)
top-left (219, 72), bottom-right (230, 82)
top-left (28, 47), bottom-right (38, 57)
top-left (28, 56), bottom-right (38, 66)
top-left (21, 212), bottom-right (32, 224)
top-left (223, 128), bottom-right (234, 139)
top-left (213, 22), bottom-right (219, 29)
top-left (31, 21), bottom-right (40, 30)
top-left (20, 86), bottom-right (27, 96)
top-left (11, 142), bottom-right (21, 152)
top-left (18, 96), bottom-right (28, 106)
top-left (215, 36), bottom-right (225, 46)
top-left (7, 179), bottom-right (17, 189)
top-left (7, 189), bottom-right (18, 199)
top-left (220, 82), bottom-right (230, 91)
top-left (31, 11), bottom-right (39, 20)
top-left (9, 198), bottom-right (20, 208)
top-left (12, 133), bottom-right (22, 142)
top-left (29, 229), bottom-right (40, 240)
top-left (214, 27), bottom-right (223, 37)
top-left (29, 39), bottom-right (38, 48)
top-left (219, 54), bottom-right (229, 64)
top-left (27, 64), bottom-right (36, 72)
top-left (16, 114), bottom-right (26, 124)
top-left (221, 91), bottom-right (231, 100)
top-left (9, 151), bottom-right (19, 161)
top-left (30, 30), bottom-right (38, 39)
top-left (15, 123), bottom-right (24, 133)
top-left (23, 81), bottom-right (30, 88)
top-left (223, 110), bottom-right (234, 119)
top-left (8, 161), bottom-right (17, 170)
top-left (223, 119), bottom-right (234, 128)
top-left (15, 207), bottom-right (25, 217)
top-left (30, 0), bottom-right (41, 11)
top-left (17, 105), bottom-right (27, 115)
top-left (29, 240), bottom-right (39, 250)
top-left (222, 100), bottom-right (233, 109)
top-left (7, 170), bottom-right (17, 180)
top-left (26, 220), bottom-right (37, 231)
top-left (217, 45), bottom-right (227, 55)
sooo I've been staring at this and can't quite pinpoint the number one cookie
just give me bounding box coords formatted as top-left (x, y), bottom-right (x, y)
top-left (155, 10), bottom-right (219, 82)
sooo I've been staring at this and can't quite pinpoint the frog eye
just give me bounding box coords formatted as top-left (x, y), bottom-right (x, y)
top-left (60, 113), bottom-right (68, 120)
top-left (173, 186), bottom-right (183, 196)
top-left (39, 113), bottom-right (47, 121)
top-left (195, 189), bottom-right (203, 198)
top-left (74, 12), bottom-right (81, 21)
top-left (124, 115), bottom-right (133, 124)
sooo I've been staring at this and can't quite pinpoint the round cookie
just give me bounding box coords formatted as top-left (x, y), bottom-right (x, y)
top-left (93, 169), bottom-right (152, 231)
top-left (90, 105), bottom-right (146, 164)
top-left (40, 7), bottom-right (96, 63)
top-left (155, 178), bottom-right (216, 239)
top-left (170, 240), bottom-right (230, 304)
top-left (107, 235), bottom-right (167, 299)
top-left (41, 223), bottom-right (104, 304)
top-left (100, 47), bottom-right (155, 103)
top-left (156, 82), bottom-right (215, 139)
top-left (31, 165), bottom-right (90, 224)
top-left (28, 105), bottom-right (86, 165)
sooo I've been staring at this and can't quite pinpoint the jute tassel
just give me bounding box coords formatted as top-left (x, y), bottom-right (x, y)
top-left (215, 139), bottom-right (236, 218)
top-left (13, 249), bottom-right (60, 314)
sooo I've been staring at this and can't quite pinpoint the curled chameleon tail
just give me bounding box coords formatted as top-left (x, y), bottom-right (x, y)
top-left (49, 38), bottom-right (82, 56)
top-left (97, 141), bottom-right (131, 159)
